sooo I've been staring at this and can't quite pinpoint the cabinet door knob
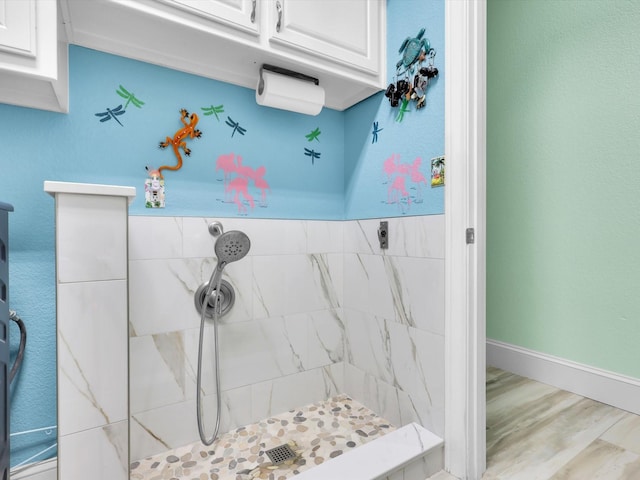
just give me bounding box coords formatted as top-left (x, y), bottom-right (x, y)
top-left (276, 0), bottom-right (282, 32)
top-left (251, 0), bottom-right (256, 23)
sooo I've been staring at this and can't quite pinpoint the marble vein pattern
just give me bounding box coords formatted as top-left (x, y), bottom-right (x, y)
top-left (130, 395), bottom-right (395, 480)
top-left (128, 215), bottom-right (446, 460)
top-left (54, 190), bottom-right (131, 480)
top-left (485, 367), bottom-right (640, 479)
top-left (57, 280), bottom-right (128, 436)
top-left (57, 193), bottom-right (128, 282)
top-left (60, 421), bottom-right (128, 479)
top-left (343, 309), bottom-right (445, 436)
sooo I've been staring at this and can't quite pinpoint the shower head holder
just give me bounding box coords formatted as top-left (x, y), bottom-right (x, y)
top-left (194, 279), bottom-right (236, 319)
top-left (208, 221), bottom-right (224, 237)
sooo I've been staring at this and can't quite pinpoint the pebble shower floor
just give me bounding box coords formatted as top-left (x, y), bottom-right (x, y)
top-left (130, 394), bottom-right (396, 480)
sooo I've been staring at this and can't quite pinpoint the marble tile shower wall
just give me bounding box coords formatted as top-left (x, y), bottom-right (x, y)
top-left (127, 214), bottom-right (445, 461)
top-left (343, 216), bottom-right (445, 438)
top-left (128, 217), bottom-right (346, 460)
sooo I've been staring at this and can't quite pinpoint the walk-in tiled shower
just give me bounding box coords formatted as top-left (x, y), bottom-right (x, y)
top-left (49, 183), bottom-right (446, 479)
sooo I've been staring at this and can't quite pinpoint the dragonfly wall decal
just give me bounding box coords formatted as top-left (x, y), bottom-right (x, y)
top-left (225, 117), bottom-right (246, 137)
top-left (116, 85), bottom-right (145, 109)
top-left (304, 148), bottom-right (321, 165)
top-left (372, 121), bottom-right (383, 143)
top-left (305, 127), bottom-right (321, 142)
top-left (201, 104), bottom-right (225, 121)
top-left (396, 98), bottom-right (411, 122)
top-left (95, 105), bottom-right (126, 126)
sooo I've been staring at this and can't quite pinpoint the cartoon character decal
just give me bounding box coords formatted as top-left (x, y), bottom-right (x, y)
top-left (145, 166), bottom-right (165, 208)
top-left (431, 156), bottom-right (445, 187)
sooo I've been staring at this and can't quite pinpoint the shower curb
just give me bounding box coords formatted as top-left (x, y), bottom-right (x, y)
top-left (295, 422), bottom-right (443, 480)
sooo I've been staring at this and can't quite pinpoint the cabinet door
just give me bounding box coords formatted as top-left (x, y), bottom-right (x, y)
top-left (158, 0), bottom-right (260, 36)
top-left (0, 0), bottom-right (65, 112)
top-left (0, 0), bottom-right (36, 57)
top-left (266, 0), bottom-right (383, 76)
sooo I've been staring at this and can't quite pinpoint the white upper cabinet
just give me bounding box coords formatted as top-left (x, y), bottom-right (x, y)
top-left (61, 0), bottom-right (386, 110)
top-left (0, 0), bottom-right (68, 112)
top-left (161, 0), bottom-right (260, 35)
top-left (0, 0), bottom-right (37, 56)
top-left (266, 0), bottom-right (381, 76)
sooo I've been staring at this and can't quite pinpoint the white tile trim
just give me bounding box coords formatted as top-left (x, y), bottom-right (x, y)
top-left (487, 339), bottom-right (640, 416)
top-left (44, 181), bottom-right (136, 203)
top-left (295, 423), bottom-right (442, 480)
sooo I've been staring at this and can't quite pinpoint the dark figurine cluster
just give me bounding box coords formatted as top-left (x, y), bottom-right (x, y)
top-left (385, 79), bottom-right (410, 108)
top-left (386, 28), bottom-right (439, 114)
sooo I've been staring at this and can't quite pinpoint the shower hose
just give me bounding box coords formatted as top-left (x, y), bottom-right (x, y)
top-left (195, 270), bottom-right (223, 446)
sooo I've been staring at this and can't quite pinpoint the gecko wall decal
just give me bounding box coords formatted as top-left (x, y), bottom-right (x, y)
top-left (158, 108), bottom-right (202, 178)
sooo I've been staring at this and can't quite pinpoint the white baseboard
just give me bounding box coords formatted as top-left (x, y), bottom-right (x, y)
top-left (487, 339), bottom-right (640, 416)
top-left (10, 457), bottom-right (57, 480)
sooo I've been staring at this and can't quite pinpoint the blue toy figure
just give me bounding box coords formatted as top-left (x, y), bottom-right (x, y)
top-left (397, 28), bottom-right (430, 75)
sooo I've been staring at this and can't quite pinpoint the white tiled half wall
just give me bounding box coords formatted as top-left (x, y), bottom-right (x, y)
top-left (50, 189), bottom-right (132, 480)
top-left (128, 214), bottom-right (445, 461)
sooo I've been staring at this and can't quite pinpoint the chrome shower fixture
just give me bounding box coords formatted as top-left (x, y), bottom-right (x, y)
top-left (210, 230), bottom-right (251, 288)
top-left (194, 279), bottom-right (235, 319)
top-left (215, 230), bottom-right (250, 265)
top-left (208, 221), bottom-right (224, 237)
top-left (194, 229), bottom-right (250, 319)
top-left (194, 224), bottom-right (251, 446)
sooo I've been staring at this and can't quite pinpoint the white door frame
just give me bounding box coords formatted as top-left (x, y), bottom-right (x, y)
top-left (444, 0), bottom-right (487, 479)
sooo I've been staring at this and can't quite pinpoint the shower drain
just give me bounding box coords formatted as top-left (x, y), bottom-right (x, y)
top-left (265, 444), bottom-right (297, 465)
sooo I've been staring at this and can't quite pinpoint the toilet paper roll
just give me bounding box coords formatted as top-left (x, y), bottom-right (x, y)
top-left (256, 69), bottom-right (325, 116)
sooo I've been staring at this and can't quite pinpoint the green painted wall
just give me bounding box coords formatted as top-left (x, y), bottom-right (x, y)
top-left (487, 0), bottom-right (640, 378)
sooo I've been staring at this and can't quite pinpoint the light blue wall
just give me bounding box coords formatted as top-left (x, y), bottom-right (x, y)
top-left (60, 46), bottom-right (346, 219)
top-left (0, 0), bottom-right (443, 467)
top-left (346, 0), bottom-right (445, 218)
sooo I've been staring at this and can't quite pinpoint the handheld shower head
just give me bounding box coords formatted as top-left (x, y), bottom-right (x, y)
top-left (209, 230), bottom-right (250, 293)
top-left (215, 230), bottom-right (251, 267)
top-left (195, 227), bottom-right (251, 446)
top-left (214, 230), bottom-right (251, 284)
